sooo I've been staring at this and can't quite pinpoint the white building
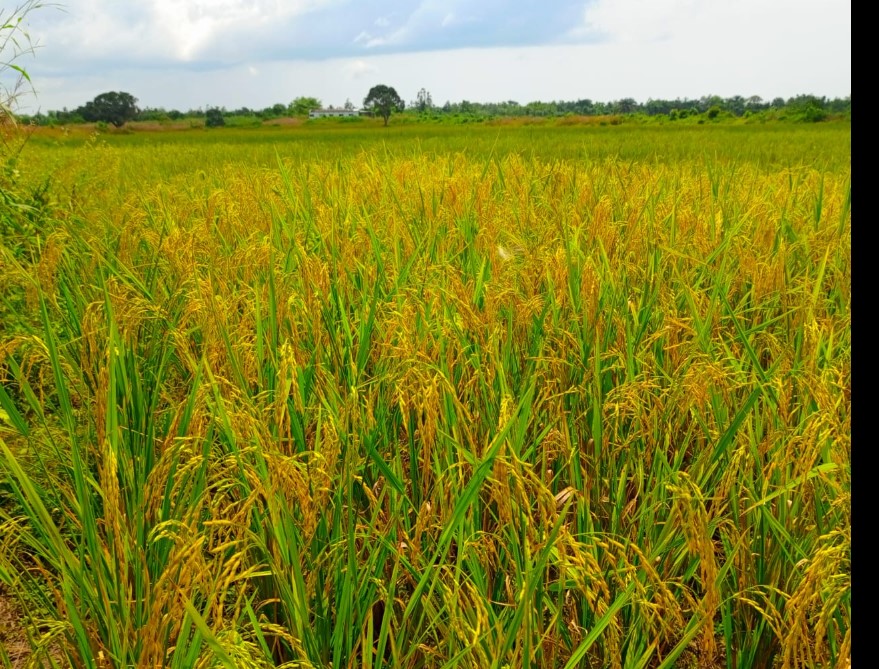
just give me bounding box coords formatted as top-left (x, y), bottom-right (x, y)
top-left (308, 108), bottom-right (364, 118)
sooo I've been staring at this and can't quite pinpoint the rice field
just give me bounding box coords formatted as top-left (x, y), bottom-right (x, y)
top-left (0, 121), bottom-right (851, 668)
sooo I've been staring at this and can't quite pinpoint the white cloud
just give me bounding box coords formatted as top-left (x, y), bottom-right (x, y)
top-left (16, 0), bottom-right (849, 112)
top-left (576, 0), bottom-right (849, 51)
top-left (30, 0), bottom-right (334, 66)
top-left (563, 0), bottom-right (850, 99)
top-left (364, 26), bottom-right (411, 49)
top-left (575, 0), bottom-right (703, 42)
top-left (359, 1), bottom-right (465, 51)
top-left (152, 0), bottom-right (336, 61)
top-left (22, 37), bottom-right (850, 116)
top-left (343, 59), bottom-right (378, 80)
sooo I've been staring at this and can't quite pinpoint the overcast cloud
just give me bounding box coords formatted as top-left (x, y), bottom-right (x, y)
top-left (13, 0), bottom-right (850, 112)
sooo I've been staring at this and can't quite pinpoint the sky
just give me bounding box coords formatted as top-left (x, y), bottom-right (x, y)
top-left (8, 0), bottom-right (851, 113)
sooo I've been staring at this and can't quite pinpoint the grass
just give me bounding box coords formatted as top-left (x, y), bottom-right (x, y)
top-left (0, 120), bottom-right (850, 668)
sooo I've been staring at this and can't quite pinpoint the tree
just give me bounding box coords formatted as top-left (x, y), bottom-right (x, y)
top-left (205, 107), bottom-right (225, 127)
top-left (613, 98), bottom-right (639, 114)
top-left (79, 91), bottom-right (139, 127)
top-left (290, 96), bottom-right (321, 116)
top-left (786, 95), bottom-right (828, 123)
top-left (363, 85), bottom-right (404, 126)
top-left (344, 98), bottom-right (354, 110)
top-left (725, 95), bottom-right (746, 116)
top-left (414, 88), bottom-right (433, 113)
top-left (745, 95), bottom-right (765, 111)
top-left (572, 99), bottom-right (593, 115)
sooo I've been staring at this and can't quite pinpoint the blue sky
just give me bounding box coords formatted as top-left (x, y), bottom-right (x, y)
top-left (11, 0), bottom-right (851, 112)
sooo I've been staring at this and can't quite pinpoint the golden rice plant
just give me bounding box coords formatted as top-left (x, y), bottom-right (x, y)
top-left (1, 122), bottom-right (850, 668)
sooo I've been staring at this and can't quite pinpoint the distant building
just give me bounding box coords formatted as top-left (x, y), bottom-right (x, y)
top-left (308, 108), bottom-right (366, 118)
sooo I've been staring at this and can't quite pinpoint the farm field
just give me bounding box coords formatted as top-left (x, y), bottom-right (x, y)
top-left (0, 121), bottom-right (850, 668)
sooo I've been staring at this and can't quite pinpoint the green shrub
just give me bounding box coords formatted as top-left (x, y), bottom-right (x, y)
top-left (205, 107), bottom-right (226, 128)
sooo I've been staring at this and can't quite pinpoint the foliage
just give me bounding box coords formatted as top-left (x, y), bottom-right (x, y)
top-left (363, 84), bottom-right (404, 125)
top-left (1, 1), bottom-right (52, 314)
top-left (79, 91), bottom-right (139, 127)
top-left (0, 1), bottom-right (44, 124)
top-left (414, 87), bottom-right (433, 113)
top-left (23, 93), bottom-right (852, 128)
top-left (205, 107), bottom-right (225, 127)
top-left (289, 96), bottom-right (322, 116)
top-left (787, 95), bottom-right (830, 122)
top-left (263, 102), bottom-right (288, 118)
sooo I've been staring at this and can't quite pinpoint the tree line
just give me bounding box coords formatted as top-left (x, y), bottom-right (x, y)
top-left (21, 88), bottom-right (850, 127)
top-left (418, 94), bottom-right (850, 123)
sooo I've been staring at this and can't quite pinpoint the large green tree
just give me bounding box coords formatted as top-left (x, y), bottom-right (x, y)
top-left (289, 96), bottom-right (321, 116)
top-left (79, 91), bottom-right (139, 127)
top-left (363, 85), bottom-right (404, 126)
top-left (414, 87), bottom-right (433, 113)
top-left (205, 107), bottom-right (225, 127)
